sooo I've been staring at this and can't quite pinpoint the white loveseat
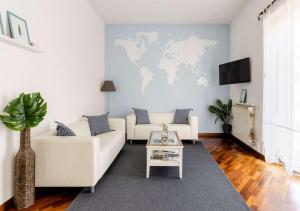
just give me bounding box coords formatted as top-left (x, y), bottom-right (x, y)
top-left (31, 118), bottom-right (125, 192)
top-left (126, 113), bottom-right (198, 143)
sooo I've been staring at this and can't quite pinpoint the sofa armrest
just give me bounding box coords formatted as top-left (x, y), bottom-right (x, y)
top-left (126, 113), bottom-right (136, 140)
top-left (109, 118), bottom-right (125, 132)
top-left (31, 136), bottom-right (100, 187)
top-left (189, 115), bottom-right (199, 140)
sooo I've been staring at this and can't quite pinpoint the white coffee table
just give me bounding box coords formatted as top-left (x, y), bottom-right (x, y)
top-left (146, 131), bottom-right (184, 179)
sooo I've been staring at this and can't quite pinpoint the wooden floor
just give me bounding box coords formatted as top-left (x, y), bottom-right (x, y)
top-left (4, 137), bottom-right (300, 211)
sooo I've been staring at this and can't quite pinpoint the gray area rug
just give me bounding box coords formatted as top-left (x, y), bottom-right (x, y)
top-left (67, 142), bottom-right (250, 211)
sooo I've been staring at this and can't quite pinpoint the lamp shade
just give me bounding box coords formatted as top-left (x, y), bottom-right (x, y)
top-left (101, 80), bottom-right (116, 92)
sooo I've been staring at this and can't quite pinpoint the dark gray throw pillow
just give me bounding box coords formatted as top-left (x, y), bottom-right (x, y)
top-left (84, 114), bottom-right (112, 136)
top-left (173, 109), bottom-right (193, 124)
top-left (133, 108), bottom-right (150, 125)
top-left (55, 121), bottom-right (76, 136)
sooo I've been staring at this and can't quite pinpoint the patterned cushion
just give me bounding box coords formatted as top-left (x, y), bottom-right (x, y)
top-left (55, 121), bottom-right (76, 136)
top-left (173, 109), bottom-right (193, 124)
top-left (133, 108), bottom-right (150, 125)
top-left (84, 114), bottom-right (112, 136)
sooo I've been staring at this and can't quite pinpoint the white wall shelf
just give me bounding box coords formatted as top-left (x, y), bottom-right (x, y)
top-left (0, 35), bottom-right (42, 53)
top-left (235, 102), bottom-right (257, 108)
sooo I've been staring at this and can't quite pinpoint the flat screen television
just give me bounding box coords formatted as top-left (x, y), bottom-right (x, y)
top-left (219, 58), bottom-right (251, 85)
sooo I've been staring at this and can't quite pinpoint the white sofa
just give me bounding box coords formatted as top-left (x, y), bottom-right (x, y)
top-left (31, 118), bottom-right (125, 192)
top-left (126, 112), bottom-right (198, 143)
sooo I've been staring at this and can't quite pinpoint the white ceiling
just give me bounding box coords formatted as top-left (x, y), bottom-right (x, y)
top-left (89, 0), bottom-right (247, 24)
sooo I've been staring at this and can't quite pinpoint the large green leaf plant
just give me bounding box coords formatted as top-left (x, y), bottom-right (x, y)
top-left (208, 99), bottom-right (232, 125)
top-left (0, 93), bottom-right (47, 131)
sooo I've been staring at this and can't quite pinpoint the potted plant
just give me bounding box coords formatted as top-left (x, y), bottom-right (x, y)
top-left (208, 99), bottom-right (233, 134)
top-left (0, 93), bottom-right (47, 209)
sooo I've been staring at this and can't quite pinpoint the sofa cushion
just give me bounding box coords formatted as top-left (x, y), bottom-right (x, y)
top-left (173, 109), bottom-right (192, 124)
top-left (134, 123), bottom-right (192, 140)
top-left (149, 113), bottom-right (174, 124)
top-left (84, 114), bottom-right (112, 136)
top-left (96, 130), bottom-right (124, 151)
top-left (134, 124), bottom-right (162, 139)
top-left (133, 108), bottom-right (150, 124)
top-left (167, 124), bottom-right (192, 140)
top-left (68, 120), bottom-right (91, 136)
top-left (55, 122), bottom-right (76, 136)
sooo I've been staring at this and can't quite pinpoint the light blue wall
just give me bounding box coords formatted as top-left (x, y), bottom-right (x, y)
top-left (106, 24), bottom-right (230, 132)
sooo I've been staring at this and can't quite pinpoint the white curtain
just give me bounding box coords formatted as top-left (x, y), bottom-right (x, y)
top-left (263, 0), bottom-right (300, 175)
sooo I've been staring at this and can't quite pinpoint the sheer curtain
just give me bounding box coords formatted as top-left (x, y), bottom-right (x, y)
top-left (263, 0), bottom-right (300, 175)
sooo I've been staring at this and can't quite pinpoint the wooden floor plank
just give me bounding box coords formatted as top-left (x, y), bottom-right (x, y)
top-left (202, 137), bottom-right (300, 211)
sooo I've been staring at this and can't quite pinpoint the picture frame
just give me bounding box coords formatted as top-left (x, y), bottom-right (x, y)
top-left (7, 11), bottom-right (31, 45)
top-left (0, 13), bottom-right (4, 35)
top-left (240, 89), bottom-right (247, 103)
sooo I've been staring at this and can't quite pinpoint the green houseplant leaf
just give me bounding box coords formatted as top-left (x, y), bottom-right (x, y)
top-left (216, 99), bottom-right (223, 109)
top-left (208, 99), bottom-right (232, 125)
top-left (0, 92), bottom-right (47, 131)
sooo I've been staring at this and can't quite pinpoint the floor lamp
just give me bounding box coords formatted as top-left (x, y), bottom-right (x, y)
top-left (101, 80), bottom-right (116, 114)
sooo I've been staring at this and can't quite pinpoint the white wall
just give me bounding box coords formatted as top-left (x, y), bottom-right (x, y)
top-left (230, 0), bottom-right (272, 154)
top-left (0, 0), bottom-right (105, 204)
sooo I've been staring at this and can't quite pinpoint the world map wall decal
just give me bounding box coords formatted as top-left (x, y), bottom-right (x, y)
top-left (115, 31), bottom-right (218, 95)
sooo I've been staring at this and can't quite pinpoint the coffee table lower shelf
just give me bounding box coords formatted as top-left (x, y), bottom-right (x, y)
top-left (146, 149), bottom-right (183, 179)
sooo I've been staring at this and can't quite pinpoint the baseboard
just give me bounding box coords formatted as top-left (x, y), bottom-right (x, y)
top-left (230, 135), bottom-right (265, 161)
top-left (0, 197), bottom-right (13, 211)
top-left (198, 133), bottom-right (224, 138)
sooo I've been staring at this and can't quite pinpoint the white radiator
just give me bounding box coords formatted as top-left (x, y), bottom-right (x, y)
top-left (232, 103), bottom-right (257, 150)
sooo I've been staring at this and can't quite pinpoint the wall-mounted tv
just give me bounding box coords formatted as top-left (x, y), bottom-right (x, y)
top-left (219, 58), bottom-right (251, 85)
